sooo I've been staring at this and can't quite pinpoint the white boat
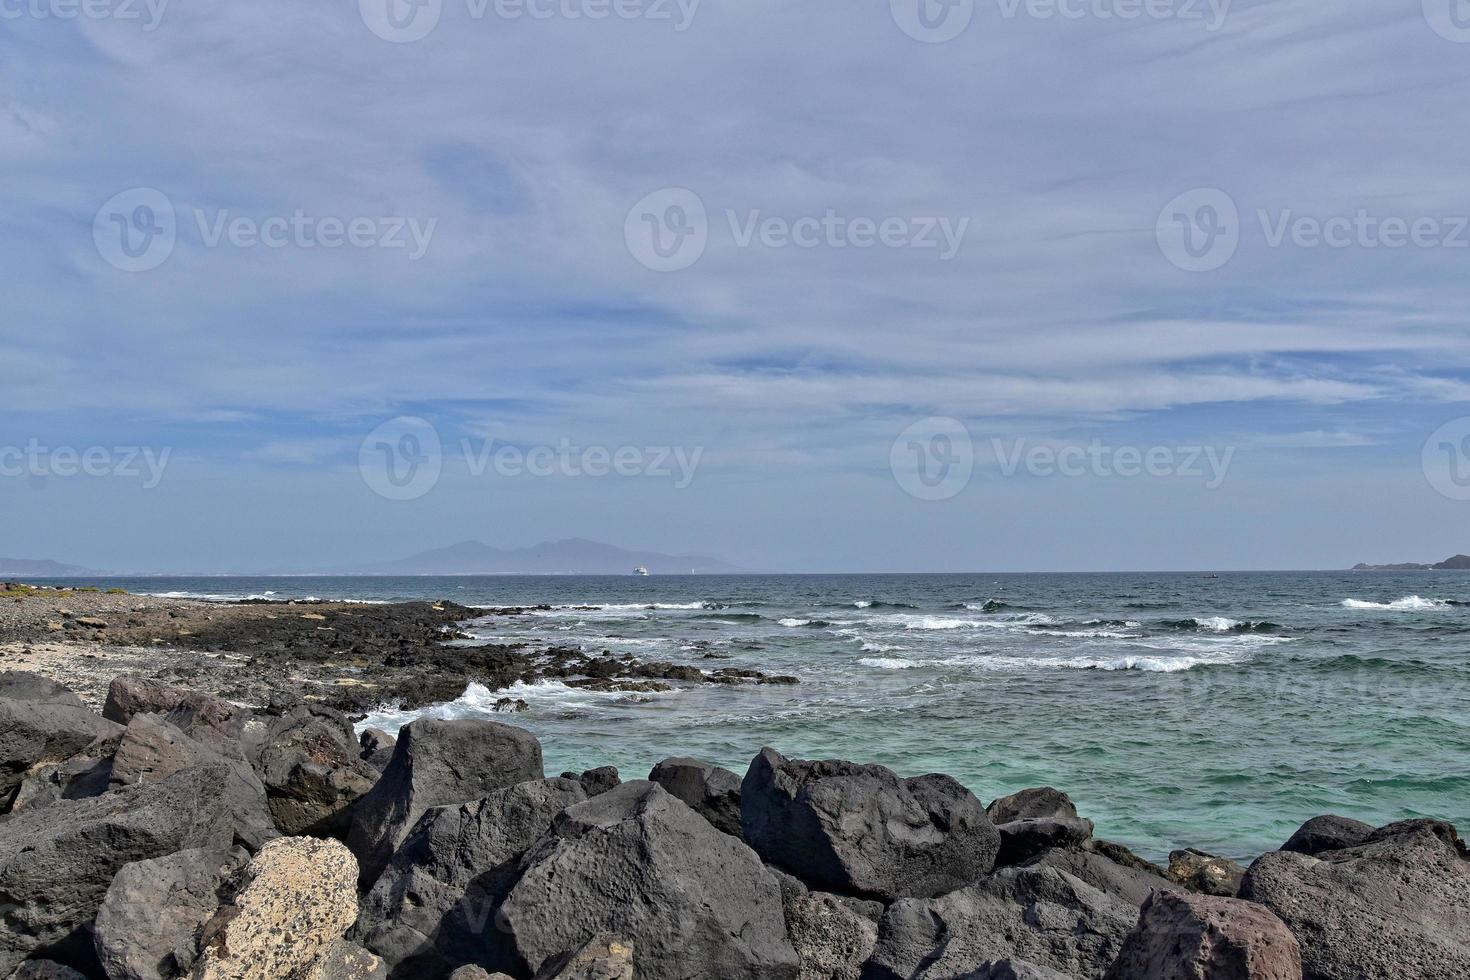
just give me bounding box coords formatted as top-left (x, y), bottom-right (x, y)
top-left (634, 566), bottom-right (649, 576)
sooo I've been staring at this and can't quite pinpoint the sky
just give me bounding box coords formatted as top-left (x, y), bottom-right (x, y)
top-left (5, 0), bottom-right (1470, 573)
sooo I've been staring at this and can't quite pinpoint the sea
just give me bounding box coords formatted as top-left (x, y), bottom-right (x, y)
top-left (36, 571), bottom-right (1470, 862)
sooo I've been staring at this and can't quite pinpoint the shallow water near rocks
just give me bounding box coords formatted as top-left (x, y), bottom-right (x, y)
top-left (57, 570), bottom-right (1470, 862)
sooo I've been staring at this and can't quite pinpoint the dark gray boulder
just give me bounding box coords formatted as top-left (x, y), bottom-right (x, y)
top-left (648, 756), bottom-right (743, 836)
top-left (1280, 815), bottom-right (1374, 857)
top-left (573, 766), bottom-right (621, 797)
top-left (1167, 848), bottom-right (1245, 897)
top-left (987, 787), bottom-right (1079, 824)
top-left (498, 781), bottom-right (800, 980)
top-left (0, 671), bottom-right (83, 707)
top-left (8, 732), bottom-right (119, 812)
top-left (1024, 846), bottom-right (1178, 907)
top-left (102, 676), bottom-right (249, 753)
top-left (347, 719), bottom-right (544, 886)
top-left (93, 845), bottom-right (248, 980)
top-left (1241, 819), bottom-right (1470, 979)
top-left (254, 703), bottom-right (378, 837)
top-left (865, 865), bottom-right (1139, 979)
top-left (360, 728), bottom-right (397, 771)
top-left (0, 766), bottom-right (235, 975)
top-left (959, 961), bottom-right (1075, 980)
top-left (995, 816), bottom-right (1094, 866)
top-left (108, 712), bottom-right (276, 850)
top-left (740, 747), bottom-right (999, 900)
top-left (102, 675), bottom-right (202, 724)
top-left (1090, 838), bottom-right (1171, 878)
top-left (530, 934), bottom-right (633, 980)
top-left (1104, 890), bottom-right (1302, 980)
top-left (357, 776), bottom-right (588, 976)
top-left (9, 962), bottom-right (92, 980)
top-left (0, 698), bottom-right (121, 808)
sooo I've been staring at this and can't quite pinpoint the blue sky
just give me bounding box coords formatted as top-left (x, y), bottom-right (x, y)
top-left (5, 0), bottom-right (1470, 572)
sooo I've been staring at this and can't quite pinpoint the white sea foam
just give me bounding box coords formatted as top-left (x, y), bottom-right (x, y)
top-left (860, 657), bottom-right (919, 669)
top-left (778, 618), bottom-right (812, 627)
top-left (853, 600), bottom-right (874, 608)
top-left (882, 612), bottom-right (1053, 631)
top-left (358, 679), bottom-right (680, 732)
top-left (1196, 616), bottom-right (1240, 632)
top-left (1341, 595), bottom-right (1449, 611)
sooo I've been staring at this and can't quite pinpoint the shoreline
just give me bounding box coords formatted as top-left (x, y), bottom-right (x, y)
top-left (0, 615), bottom-right (1464, 978)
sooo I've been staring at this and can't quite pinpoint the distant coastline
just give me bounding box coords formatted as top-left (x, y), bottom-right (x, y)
top-left (1352, 554), bottom-right (1470, 571)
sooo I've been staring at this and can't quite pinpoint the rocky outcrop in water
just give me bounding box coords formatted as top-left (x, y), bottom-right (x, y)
top-left (0, 669), bottom-right (1464, 980)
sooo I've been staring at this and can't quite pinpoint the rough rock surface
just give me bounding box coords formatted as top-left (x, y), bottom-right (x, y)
top-left (194, 836), bottom-right (362, 980)
top-left (8, 733), bottom-right (118, 812)
top-left (866, 865), bottom-right (1139, 979)
top-left (359, 728), bottom-right (396, 771)
top-left (531, 934), bottom-right (634, 980)
top-left (0, 766), bottom-right (235, 975)
top-left (302, 940), bottom-right (388, 980)
top-left (1105, 890), bottom-right (1302, 980)
top-left (499, 781), bottom-right (800, 980)
top-left (1240, 820), bottom-right (1470, 980)
top-left (995, 816), bottom-right (1095, 866)
top-left (740, 747), bottom-right (999, 900)
top-left (93, 846), bottom-right (248, 980)
top-left (987, 787), bottom-right (1079, 824)
top-left (0, 697), bottom-right (120, 805)
top-left (0, 671), bottom-right (84, 707)
top-left (648, 756), bottom-right (743, 836)
top-left (357, 777), bottom-right (588, 975)
top-left (1279, 815), bottom-right (1375, 856)
top-left (783, 891), bottom-right (878, 980)
top-left (1167, 848), bottom-right (1246, 897)
top-left (1025, 847), bottom-right (1178, 907)
top-left (108, 712), bottom-right (276, 850)
top-left (254, 703), bottom-right (378, 837)
top-left (347, 719), bottom-right (544, 885)
top-left (571, 765), bottom-right (621, 797)
top-left (960, 961), bottom-right (1076, 980)
top-left (9, 962), bottom-right (92, 980)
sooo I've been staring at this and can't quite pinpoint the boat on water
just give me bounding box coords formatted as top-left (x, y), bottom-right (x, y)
top-left (633, 566), bottom-right (649, 576)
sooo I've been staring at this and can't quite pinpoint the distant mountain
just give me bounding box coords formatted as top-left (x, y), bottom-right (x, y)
top-left (0, 557), bottom-right (97, 577)
top-left (1352, 554), bottom-right (1470, 571)
top-left (354, 539), bottom-right (741, 576)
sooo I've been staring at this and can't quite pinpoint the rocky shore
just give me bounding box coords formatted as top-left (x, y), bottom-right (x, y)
top-left (1, 586), bottom-right (1467, 979)
top-left (0, 586), bottom-right (796, 716)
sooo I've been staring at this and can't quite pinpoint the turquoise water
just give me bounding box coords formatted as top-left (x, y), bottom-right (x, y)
top-left (48, 572), bottom-right (1470, 862)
